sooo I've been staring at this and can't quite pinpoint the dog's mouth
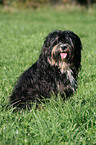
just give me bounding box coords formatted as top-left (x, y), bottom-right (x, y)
top-left (54, 51), bottom-right (68, 60)
top-left (60, 52), bottom-right (67, 60)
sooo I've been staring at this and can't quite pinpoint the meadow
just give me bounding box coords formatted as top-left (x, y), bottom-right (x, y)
top-left (0, 6), bottom-right (96, 144)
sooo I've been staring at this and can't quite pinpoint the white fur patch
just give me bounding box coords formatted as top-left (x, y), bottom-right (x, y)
top-left (66, 69), bottom-right (77, 92)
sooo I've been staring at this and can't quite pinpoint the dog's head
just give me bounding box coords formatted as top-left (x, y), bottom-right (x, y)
top-left (40, 30), bottom-right (82, 74)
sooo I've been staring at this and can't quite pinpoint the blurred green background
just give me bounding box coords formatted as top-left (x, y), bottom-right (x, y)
top-left (0, 0), bottom-right (96, 9)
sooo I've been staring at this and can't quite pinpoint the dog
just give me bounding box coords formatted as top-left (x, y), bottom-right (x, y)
top-left (10, 30), bottom-right (82, 109)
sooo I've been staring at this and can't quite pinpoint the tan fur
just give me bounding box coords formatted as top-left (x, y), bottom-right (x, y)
top-left (48, 45), bottom-right (58, 66)
top-left (51, 45), bottom-right (58, 58)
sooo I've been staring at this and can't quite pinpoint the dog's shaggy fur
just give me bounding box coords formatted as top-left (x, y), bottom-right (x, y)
top-left (10, 30), bottom-right (82, 109)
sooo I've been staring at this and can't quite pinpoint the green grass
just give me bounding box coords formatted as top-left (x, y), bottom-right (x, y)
top-left (0, 6), bottom-right (96, 144)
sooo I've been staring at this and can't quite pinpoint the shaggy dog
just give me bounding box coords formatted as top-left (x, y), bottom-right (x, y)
top-left (10, 30), bottom-right (82, 109)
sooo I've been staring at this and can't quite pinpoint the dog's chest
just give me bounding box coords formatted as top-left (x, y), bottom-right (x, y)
top-left (57, 69), bottom-right (77, 94)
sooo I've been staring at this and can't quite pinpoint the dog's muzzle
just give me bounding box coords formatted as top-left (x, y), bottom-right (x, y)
top-left (59, 44), bottom-right (68, 60)
top-left (54, 43), bottom-right (72, 61)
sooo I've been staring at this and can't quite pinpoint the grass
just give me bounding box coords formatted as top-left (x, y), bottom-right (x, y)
top-left (0, 6), bottom-right (96, 144)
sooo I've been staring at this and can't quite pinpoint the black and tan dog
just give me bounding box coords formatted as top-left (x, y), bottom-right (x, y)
top-left (10, 30), bottom-right (82, 109)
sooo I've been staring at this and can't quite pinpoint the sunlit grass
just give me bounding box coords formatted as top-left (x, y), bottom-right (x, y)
top-left (0, 7), bottom-right (96, 144)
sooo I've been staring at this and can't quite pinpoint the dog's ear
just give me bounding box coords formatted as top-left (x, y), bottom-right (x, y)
top-left (39, 31), bottom-right (60, 61)
top-left (74, 34), bottom-right (82, 71)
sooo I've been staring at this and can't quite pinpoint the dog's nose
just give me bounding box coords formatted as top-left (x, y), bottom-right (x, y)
top-left (61, 45), bottom-right (67, 50)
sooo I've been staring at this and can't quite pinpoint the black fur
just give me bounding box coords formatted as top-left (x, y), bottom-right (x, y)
top-left (10, 30), bottom-right (82, 109)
